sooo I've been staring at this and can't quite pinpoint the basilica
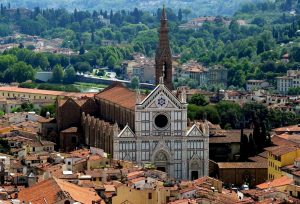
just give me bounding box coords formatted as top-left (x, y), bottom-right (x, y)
top-left (56, 7), bottom-right (209, 180)
top-left (114, 7), bottom-right (209, 180)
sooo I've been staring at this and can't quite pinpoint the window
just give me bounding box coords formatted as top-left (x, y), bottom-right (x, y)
top-left (141, 141), bottom-right (150, 161)
top-left (119, 141), bottom-right (136, 161)
top-left (174, 141), bottom-right (182, 160)
top-left (174, 163), bottom-right (182, 179)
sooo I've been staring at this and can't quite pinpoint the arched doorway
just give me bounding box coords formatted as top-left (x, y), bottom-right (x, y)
top-left (154, 150), bottom-right (169, 173)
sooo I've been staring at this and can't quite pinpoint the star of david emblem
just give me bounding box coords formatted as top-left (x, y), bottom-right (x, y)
top-left (158, 97), bottom-right (166, 106)
top-left (156, 95), bottom-right (168, 108)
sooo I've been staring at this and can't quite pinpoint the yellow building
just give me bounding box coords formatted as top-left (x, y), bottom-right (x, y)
top-left (0, 86), bottom-right (94, 101)
top-left (112, 184), bottom-right (173, 204)
top-left (266, 145), bottom-right (300, 179)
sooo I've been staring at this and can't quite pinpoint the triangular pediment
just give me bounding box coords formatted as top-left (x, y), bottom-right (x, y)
top-left (118, 125), bottom-right (135, 138)
top-left (186, 124), bottom-right (204, 137)
top-left (138, 84), bottom-right (184, 110)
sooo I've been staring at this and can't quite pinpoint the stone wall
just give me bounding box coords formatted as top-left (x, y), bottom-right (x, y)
top-left (81, 112), bottom-right (118, 155)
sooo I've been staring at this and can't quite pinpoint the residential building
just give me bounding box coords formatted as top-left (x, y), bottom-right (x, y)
top-left (208, 65), bottom-right (228, 88)
top-left (17, 178), bottom-right (103, 204)
top-left (217, 162), bottom-right (268, 187)
top-left (246, 80), bottom-right (269, 91)
top-left (0, 86), bottom-right (94, 101)
top-left (276, 70), bottom-right (300, 94)
top-left (179, 61), bottom-right (228, 88)
top-left (266, 133), bottom-right (300, 180)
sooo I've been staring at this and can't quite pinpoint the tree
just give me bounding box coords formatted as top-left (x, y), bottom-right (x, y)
top-left (240, 134), bottom-right (249, 161)
top-left (107, 55), bottom-right (117, 69)
top-left (256, 40), bottom-right (265, 55)
top-left (215, 101), bottom-right (242, 129)
top-left (248, 134), bottom-right (257, 156)
top-left (40, 104), bottom-right (56, 117)
top-left (131, 76), bottom-right (139, 89)
top-left (189, 94), bottom-right (209, 106)
top-left (4, 62), bottom-right (35, 83)
top-left (74, 62), bottom-right (91, 73)
top-left (178, 9), bottom-right (183, 21)
top-left (63, 66), bottom-right (77, 84)
top-left (52, 65), bottom-right (64, 83)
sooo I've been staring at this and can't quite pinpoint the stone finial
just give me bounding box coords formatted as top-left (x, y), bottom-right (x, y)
top-left (159, 76), bottom-right (164, 84)
top-left (181, 88), bottom-right (187, 103)
top-left (136, 88), bottom-right (142, 104)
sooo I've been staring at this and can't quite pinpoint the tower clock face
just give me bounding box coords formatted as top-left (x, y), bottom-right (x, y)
top-left (156, 95), bottom-right (168, 108)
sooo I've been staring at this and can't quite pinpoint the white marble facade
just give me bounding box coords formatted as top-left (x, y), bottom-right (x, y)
top-left (114, 81), bottom-right (209, 180)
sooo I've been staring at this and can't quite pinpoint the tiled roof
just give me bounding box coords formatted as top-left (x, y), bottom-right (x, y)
top-left (0, 86), bottom-right (95, 97)
top-left (95, 83), bottom-right (146, 110)
top-left (256, 176), bottom-right (293, 189)
top-left (265, 145), bottom-right (298, 156)
top-left (61, 127), bottom-right (78, 133)
top-left (218, 162), bottom-right (267, 169)
top-left (18, 178), bottom-right (102, 204)
top-left (271, 135), bottom-right (299, 147)
top-left (274, 125), bottom-right (300, 133)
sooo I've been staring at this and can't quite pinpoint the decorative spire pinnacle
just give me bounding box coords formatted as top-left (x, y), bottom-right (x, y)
top-left (161, 4), bottom-right (167, 21)
top-left (159, 76), bottom-right (164, 84)
top-left (136, 88), bottom-right (142, 104)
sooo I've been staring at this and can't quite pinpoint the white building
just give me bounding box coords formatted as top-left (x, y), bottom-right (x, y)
top-left (246, 80), bottom-right (269, 91)
top-left (114, 80), bottom-right (209, 180)
top-left (277, 70), bottom-right (300, 94)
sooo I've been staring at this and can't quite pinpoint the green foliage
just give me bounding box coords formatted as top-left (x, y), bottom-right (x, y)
top-left (4, 61), bottom-right (35, 83)
top-left (288, 87), bottom-right (300, 95)
top-left (52, 64), bottom-right (64, 83)
top-left (40, 104), bottom-right (56, 117)
top-left (131, 76), bottom-right (140, 89)
top-left (215, 101), bottom-right (242, 129)
top-left (187, 104), bottom-right (220, 124)
top-left (189, 94), bottom-right (209, 106)
top-left (37, 83), bottom-right (80, 92)
top-left (63, 66), bottom-right (77, 84)
top-left (19, 81), bottom-right (38, 89)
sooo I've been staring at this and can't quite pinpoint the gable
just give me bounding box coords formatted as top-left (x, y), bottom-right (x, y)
top-left (187, 124), bottom-right (204, 137)
top-left (118, 125), bottom-right (135, 138)
top-left (139, 84), bottom-right (183, 110)
top-left (146, 93), bottom-right (177, 109)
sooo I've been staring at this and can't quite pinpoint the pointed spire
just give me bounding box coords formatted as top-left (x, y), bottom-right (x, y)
top-left (161, 4), bottom-right (167, 21)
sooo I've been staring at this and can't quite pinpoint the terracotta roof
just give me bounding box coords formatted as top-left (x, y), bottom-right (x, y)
top-left (292, 170), bottom-right (300, 177)
top-left (18, 178), bottom-right (102, 204)
top-left (265, 145), bottom-right (298, 156)
top-left (248, 156), bottom-right (267, 163)
top-left (256, 176), bottom-right (293, 189)
top-left (218, 162), bottom-right (267, 169)
top-left (127, 170), bottom-right (144, 179)
top-left (273, 125), bottom-right (300, 133)
top-left (61, 127), bottom-right (78, 133)
top-left (271, 135), bottom-right (299, 147)
top-left (0, 86), bottom-right (95, 97)
top-left (95, 83), bottom-right (146, 110)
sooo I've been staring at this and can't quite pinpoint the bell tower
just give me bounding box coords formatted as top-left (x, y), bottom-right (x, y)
top-left (155, 6), bottom-right (173, 90)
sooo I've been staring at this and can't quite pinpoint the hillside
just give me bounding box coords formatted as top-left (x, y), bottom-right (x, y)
top-left (0, 0), bottom-right (261, 16)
